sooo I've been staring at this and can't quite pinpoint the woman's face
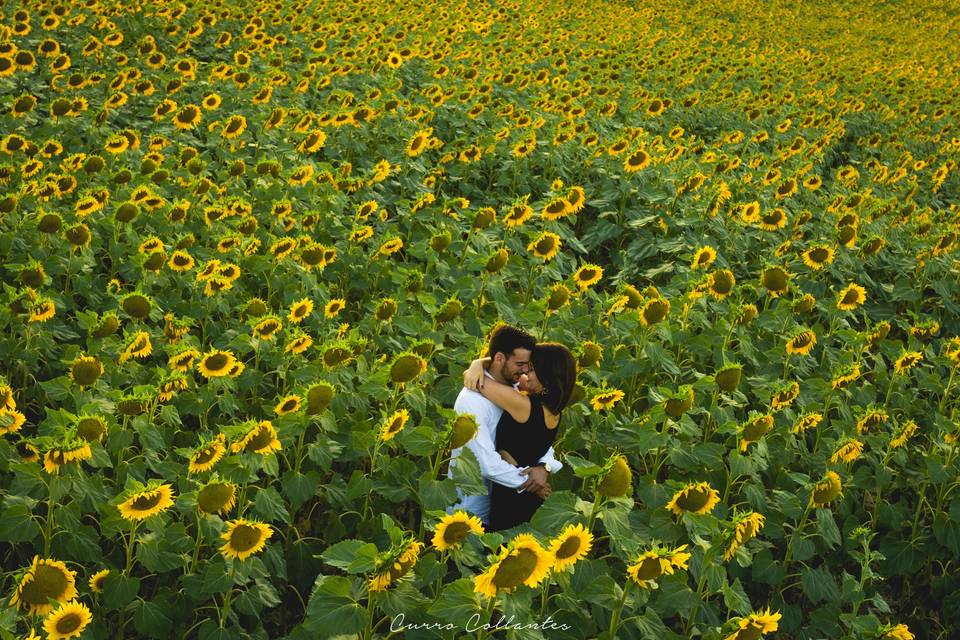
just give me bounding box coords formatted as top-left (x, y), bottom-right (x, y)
top-left (518, 369), bottom-right (544, 395)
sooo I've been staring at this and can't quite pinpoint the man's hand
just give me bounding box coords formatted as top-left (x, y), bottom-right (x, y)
top-left (534, 484), bottom-right (551, 500)
top-left (519, 465), bottom-right (549, 492)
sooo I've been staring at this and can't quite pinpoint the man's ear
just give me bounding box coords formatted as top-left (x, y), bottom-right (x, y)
top-left (492, 352), bottom-right (505, 365)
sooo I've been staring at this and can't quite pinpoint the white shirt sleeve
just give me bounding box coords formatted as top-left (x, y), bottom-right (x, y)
top-left (538, 446), bottom-right (563, 473)
top-left (454, 389), bottom-right (529, 489)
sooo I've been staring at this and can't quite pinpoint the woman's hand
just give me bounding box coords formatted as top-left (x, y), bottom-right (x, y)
top-left (463, 357), bottom-right (490, 391)
top-left (498, 449), bottom-right (519, 466)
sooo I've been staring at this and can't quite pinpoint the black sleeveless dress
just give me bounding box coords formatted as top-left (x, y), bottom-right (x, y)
top-left (488, 396), bottom-right (559, 532)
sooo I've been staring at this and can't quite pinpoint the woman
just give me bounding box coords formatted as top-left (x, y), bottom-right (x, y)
top-left (463, 342), bottom-right (577, 531)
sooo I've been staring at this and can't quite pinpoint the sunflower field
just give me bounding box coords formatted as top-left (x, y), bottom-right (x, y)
top-left (1, 0), bottom-right (959, 638)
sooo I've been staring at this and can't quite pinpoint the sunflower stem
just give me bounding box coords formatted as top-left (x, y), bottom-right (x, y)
top-left (783, 501), bottom-right (812, 570)
top-left (43, 474), bottom-right (56, 557)
top-left (939, 366), bottom-right (957, 414)
top-left (476, 596), bottom-right (497, 640)
top-left (586, 491), bottom-right (603, 534)
top-left (125, 520), bottom-right (140, 575)
top-left (219, 562), bottom-right (238, 628)
top-left (191, 511), bottom-right (204, 574)
top-left (608, 580), bottom-right (631, 636)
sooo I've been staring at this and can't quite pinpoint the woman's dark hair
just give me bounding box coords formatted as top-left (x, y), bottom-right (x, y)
top-left (531, 342), bottom-right (577, 414)
top-left (487, 324), bottom-right (536, 359)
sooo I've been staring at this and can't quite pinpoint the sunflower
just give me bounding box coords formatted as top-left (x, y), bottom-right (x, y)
top-left (856, 407), bottom-right (889, 435)
top-left (666, 481), bottom-right (720, 516)
top-left (473, 533), bottom-right (552, 599)
top-left (830, 438), bottom-right (864, 464)
top-left (10, 556), bottom-right (78, 615)
top-left (831, 361), bottom-right (862, 389)
top-left (324, 298), bottom-right (346, 319)
top-left (88, 569), bottom-right (109, 594)
top-left (810, 471), bottom-right (843, 508)
top-left (68, 355), bottom-right (102, 388)
top-left (626, 544), bottom-right (691, 589)
top-left (740, 413), bottom-right (774, 452)
top-left (572, 264), bottom-right (603, 291)
top-left (221, 115), bottom-right (247, 139)
top-left (792, 411), bottom-right (823, 434)
top-left (189, 435), bottom-right (227, 473)
top-left (548, 523), bottom-right (593, 572)
top-left (389, 352), bottom-right (427, 385)
top-left (220, 519), bottom-right (273, 560)
top-left (42, 599), bottom-right (92, 640)
top-left (117, 483), bottom-right (175, 522)
top-left (198, 480), bottom-right (237, 515)
top-left (586, 386), bottom-right (624, 412)
top-left (801, 244), bottom-right (835, 270)
top-left (197, 349), bottom-right (236, 378)
top-left (274, 395), bottom-right (302, 416)
top-left (759, 265), bottom-right (790, 297)
top-left (376, 237), bottom-right (403, 258)
top-left (432, 511), bottom-right (484, 551)
top-left (75, 415), bottom-right (107, 443)
top-left (836, 283), bottom-right (866, 311)
top-left (770, 381), bottom-right (800, 410)
top-left (691, 246), bottom-right (717, 270)
top-left (502, 198), bottom-right (533, 228)
top-left (640, 297), bottom-right (671, 326)
top-left (623, 148), bottom-right (651, 173)
top-left (724, 608), bottom-right (781, 640)
top-left (944, 337), bottom-right (960, 367)
top-left (369, 539), bottom-right (425, 592)
top-left (119, 331), bottom-right (152, 363)
top-left (525, 231), bottom-right (562, 262)
top-left (893, 351), bottom-right (923, 375)
top-left (28, 298), bottom-right (56, 323)
top-left (231, 420), bottom-right (281, 455)
top-left (564, 186), bottom-right (586, 214)
top-left (406, 128), bottom-right (432, 157)
top-left (785, 327), bottom-right (817, 356)
top-left (173, 104), bottom-right (201, 130)
top-left (252, 316), bottom-right (282, 341)
top-left (723, 512), bottom-right (765, 561)
top-left (379, 408), bottom-right (411, 442)
top-left (707, 269), bottom-right (736, 300)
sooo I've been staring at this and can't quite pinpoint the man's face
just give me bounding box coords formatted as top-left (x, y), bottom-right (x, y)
top-left (500, 348), bottom-right (532, 384)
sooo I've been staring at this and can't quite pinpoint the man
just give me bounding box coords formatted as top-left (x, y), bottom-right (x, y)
top-left (448, 324), bottom-right (562, 526)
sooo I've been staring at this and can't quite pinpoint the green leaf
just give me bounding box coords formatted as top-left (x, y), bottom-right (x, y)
top-left (320, 539), bottom-right (370, 570)
top-left (282, 470), bottom-right (319, 511)
top-left (450, 446), bottom-right (485, 496)
top-left (254, 486), bottom-right (292, 524)
top-left (530, 491), bottom-right (580, 532)
top-left (427, 578), bottom-right (480, 621)
top-left (564, 454), bottom-right (603, 477)
top-left (816, 509), bottom-right (841, 549)
top-left (133, 599), bottom-right (173, 639)
top-left (303, 576), bottom-right (365, 635)
top-left (721, 578), bottom-right (752, 615)
top-left (419, 477), bottom-right (459, 511)
top-left (103, 573), bottom-right (141, 611)
top-left (801, 566), bottom-right (841, 604)
top-left (0, 503), bottom-right (41, 542)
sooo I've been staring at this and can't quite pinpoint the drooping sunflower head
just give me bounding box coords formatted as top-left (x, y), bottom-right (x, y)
top-left (449, 413), bottom-right (479, 449)
top-left (231, 420), bottom-right (281, 455)
top-left (596, 453), bottom-right (632, 498)
top-left (590, 388), bottom-right (625, 413)
top-left (740, 413), bottom-right (775, 451)
top-left (75, 415), bottom-right (108, 443)
top-left (69, 355), bottom-right (103, 388)
top-left (810, 471), bottom-right (843, 508)
top-left (759, 265), bottom-right (790, 296)
top-left (663, 385), bottom-right (695, 418)
top-left (431, 511), bottom-right (484, 551)
top-left (474, 533), bottom-right (552, 599)
top-left (714, 363), bottom-right (742, 392)
top-left (197, 479), bottom-right (238, 515)
top-left (389, 352), bottom-right (427, 385)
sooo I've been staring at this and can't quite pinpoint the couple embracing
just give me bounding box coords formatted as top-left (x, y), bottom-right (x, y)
top-left (448, 325), bottom-right (577, 531)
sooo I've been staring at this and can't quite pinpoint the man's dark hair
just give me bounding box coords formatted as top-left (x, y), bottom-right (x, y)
top-left (487, 324), bottom-right (536, 359)
top-left (531, 343), bottom-right (577, 414)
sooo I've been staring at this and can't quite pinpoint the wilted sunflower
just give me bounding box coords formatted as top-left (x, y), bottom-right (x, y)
top-left (836, 283), bottom-right (866, 311)
top-left (723, 511), bottom-right (765, 561)
top-left (830, 438), bottom-right (864, 464)
top-left (890, 420), bottom-right (918, 449)
top-left (28, 298), bottom-right (56, 323)
top-left (369, 539), bottom-right (425, 592)
top-left (117, 483), bottom-right (175, 522)
top-left (723, 608), bottom-right (781, 640)
top-left (856, 407), bottom-right (889, 435)
top-left (666, 481), bottom-right (720, 516)
top-left (231, 420), bottom-right (281, 455)
top-left (626, 544), bottom-right (691, 589)
top-left (831, 361), bottom-right (862, 389)
top-left (42, 599), bottom-right (92, 640)
top-left (792, 411), bottom-right (823, 434)
top-left (893, 350), bottom-right (923, 375)
top-left (944, 337), bottom-right (960, 367)
top-left (691, 246), bottom-right (717, 270)
top-left (879, 623), bottom-right (915, 640)
top-left (220, 519), bottom-right (273, 560)
top-left (197, 349), bottom-right (237, 378)
top-left (189, 435), bottom-right (226, 473)
top-left (770, 381), bottom-right (800, 410)
top-left (10, 556), bottom-right (78, 615)
top-left (432, 511), bottom-right (484, 551)
top-left (119, 331), bottom-right (152, 363)
top-left (76, 416), bottom-right (108, 443)
top-left (548, 523), bottom-right (593, 572)
top-left (740, 413), bottom-right (774, 451)
top-left (590, 388), bottom-right (624, 412)
top-left (197, 480), bottom-right (238, 515)
top-left (785, 328), bottom-right (817, 356)
top-left (473, 533), bottom-right (552, 599)
top-left (810, 471), bottom-right (843, 508)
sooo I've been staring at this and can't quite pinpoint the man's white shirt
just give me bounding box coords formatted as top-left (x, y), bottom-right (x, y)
top-left (447, 371), bottom-right (562, 525)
